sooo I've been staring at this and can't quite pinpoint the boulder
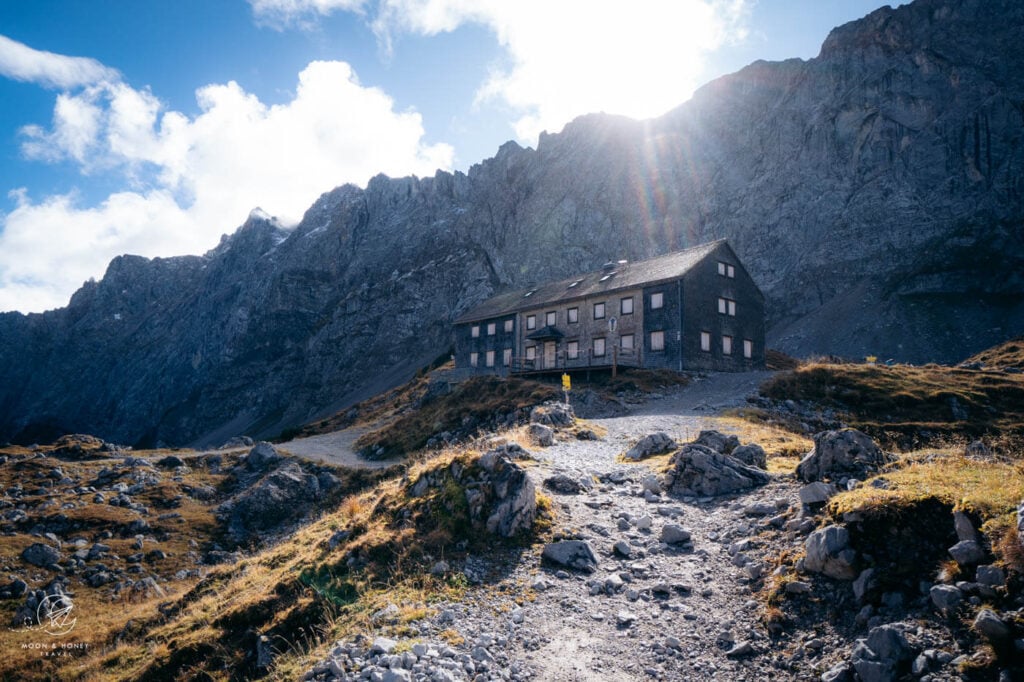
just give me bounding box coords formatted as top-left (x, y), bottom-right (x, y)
top-left (661, 524), bottom-right (692, 544)
top-left (541, 540), bottom-right (598, 572)
top-left (731, 443), bottom-right (767, 469)
top-left (11, 580), bottom-right (71, 628)
top-left (973, 608), bottom-right (1012, 645)
top-left (528, 424), bottom-right (555, 447)
top-left (624, 432), bottom-right (677, 461)
top-left (796, 429), bottom-right (888, 483)
top-left (245, 441), bottom-right (281, 471)
top-left (21, 543), bottom-right (61, 568)
top-left (530, 402), bottom-right (575, 427)
top-left (799, 481), bottom-right (838, 506)
top-left (0, 578), bottom-right (27, 600)
top-left (543, 473), bottom-right (582, 495)
top-left (156, 455), bottom-right (185, 469)
top-left (693, 430), bottom-right (740, 455)
top-left (804, 525), bottom-right (858, 580)
top-left (663, 444), bottom-right (770, 497)
top-left (948, 540), bottom-right (985, 566)
top-left (218, 461), bottom-right (321, 544)
top-left (851, 624), bottom-right (911, 682)
top-left (929, 584), bottom-right (962, 611)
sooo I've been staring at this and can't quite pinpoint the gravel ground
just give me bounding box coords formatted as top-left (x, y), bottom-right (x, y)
top-left (304, 371), bottom-right (984, 681)
top-left (279, 426), bottom-right (394, 469)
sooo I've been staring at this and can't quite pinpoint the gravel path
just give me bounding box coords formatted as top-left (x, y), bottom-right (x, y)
top-left (279, 426), bottom-right (394, 469)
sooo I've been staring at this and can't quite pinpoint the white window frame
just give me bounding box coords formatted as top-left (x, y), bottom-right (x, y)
top-left (728, 300), bottom-right (736, 316)
top-left (545, 311), bottom-right (556, 326)
top-left (526, 314), bottom-right (536, 330)
top-left (727, 264), bottom-right (735, 278)
top-left (718, 261), bottom-right (726, 276)
top-left (620, 297), bottom-right (633, 315)
top-left (651, 330), bottom-right (665, 351)
top-left (485, 350), bottom-right (495, 367)
top-left (718, 297), bottom-right (727, 314)
top-left (525, 345), bottom-right (536, 360)
top-left (621, 333), bottom-right (634, 350)
top-left (722, 335), bottom-right (733, 355)
top-left (567, 307), bottom-right (579, 324)
top-left (743, 339), bottom-right (753, 359)
top-left (593, 337), bottom-right (606, 357)
top-left (593, 302), bottom-right (606, 320)
top-left (471, 325), bottom-right (480, 338)
top-left (470, 352), bottom-right (479, 367)
top-left (718, 297), bottom-right (736, 316)
top-left (700, 331), bottom-right (711, 352)
top-left (503, 348), bottom-right (512, 366)
top-left (650, 292), bottom-right (664, 309)
top-left (567, 340), bottom-right (579, 360)
top-left (504, 319), bottom-right (514, 333)
top-left (486, 322), bottom-right (496, 336)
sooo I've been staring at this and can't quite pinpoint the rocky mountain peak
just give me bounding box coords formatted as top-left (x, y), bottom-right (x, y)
top-left (0, 0), bottom-right (1021, 447)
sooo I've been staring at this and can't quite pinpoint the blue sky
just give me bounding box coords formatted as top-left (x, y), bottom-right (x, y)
top-left (0, 0), bottom-right (899, 313)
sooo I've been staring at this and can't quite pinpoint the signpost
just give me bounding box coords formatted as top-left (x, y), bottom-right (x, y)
top-left (561, 373), bottom-right (571, 404)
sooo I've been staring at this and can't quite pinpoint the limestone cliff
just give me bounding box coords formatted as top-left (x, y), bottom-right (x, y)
top-left (0, 0), bottom-right (1021, 446)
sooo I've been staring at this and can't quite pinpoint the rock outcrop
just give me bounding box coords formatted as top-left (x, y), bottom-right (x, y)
top-left (663, 444), bottom-right (770, 497)
top-left (1, 0), bottom-right (1023, 447)
top-left (796, 429), bottom-right (888, 483)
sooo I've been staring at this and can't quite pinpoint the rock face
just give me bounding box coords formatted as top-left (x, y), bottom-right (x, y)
top-left (1, 0), bottom-right (1023, 447)
top-left (471, 449), bottom-right (537, 537)
top-left (796, 429), bottom-right (888, 483)
top-left (663, 444), bottom-right (770, 497)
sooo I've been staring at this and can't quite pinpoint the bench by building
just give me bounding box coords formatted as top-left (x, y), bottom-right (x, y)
top-left (454, 239), bottom-right (765, 375)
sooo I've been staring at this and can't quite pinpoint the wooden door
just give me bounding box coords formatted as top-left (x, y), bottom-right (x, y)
top-left (544, 341), bottom-right (556, 369)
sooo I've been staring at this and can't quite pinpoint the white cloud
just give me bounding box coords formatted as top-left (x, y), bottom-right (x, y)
top-left (375, 0), bottom-right (749, 141)
top-left (0, 34), bottom-right (119, 89)
top-left (0, 58), bottom-right (453, 313)
top-left (249, 0), bottom-right (368, 29)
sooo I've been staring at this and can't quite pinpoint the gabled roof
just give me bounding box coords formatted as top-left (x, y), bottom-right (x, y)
top-left (456, 239), bottom-right (726, 324)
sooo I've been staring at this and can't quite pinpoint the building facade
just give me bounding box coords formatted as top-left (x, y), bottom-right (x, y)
top-left (454, 240), bottom-right (765, 374)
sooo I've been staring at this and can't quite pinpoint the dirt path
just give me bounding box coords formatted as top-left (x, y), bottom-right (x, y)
top-left (277, 426), bottom-right (393, 469)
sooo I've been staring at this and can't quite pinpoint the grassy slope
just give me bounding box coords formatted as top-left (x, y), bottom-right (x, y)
top-left (964, 335), bottom-right (1024, 370)
top-left (760, 362), bottom-right (1024, 450)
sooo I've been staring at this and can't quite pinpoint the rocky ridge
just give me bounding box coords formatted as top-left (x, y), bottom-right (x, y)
top-left (1, 0), bottom-right (1023, 447)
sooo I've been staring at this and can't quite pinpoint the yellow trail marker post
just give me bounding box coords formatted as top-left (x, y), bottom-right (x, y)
top-left (562, 373), bottom-right (571, 404)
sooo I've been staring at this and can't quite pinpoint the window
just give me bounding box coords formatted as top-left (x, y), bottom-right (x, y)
top-left (621, 334), bottom-right (634, 350)
top-left (486, 322), bottom-right (496, 336)
top-left (722, 335), bottom-right (733, 355)
top-left (485, 350), bottom-right (495, 367)
top-left (525, 345), bottom-right (536, 360)
top-left (504, 319), bottom-right (514, 333)
top-left (503, 348), bottom-right (512, 366)
top-left (650, 292), bottom-right (664, 309)
top-left (593, 338), bottom-right (606, 357)
top-left (743, 339), bottom-right (753, 359)
top-left (718, 297), bottom-right (736, 316)
top-left (717, 297), bottom-right (726, 314)
top-left (593, 302), bottom-right (606, 319)
top-left (700, 331), bottom-right (711, 352)
top-left (717, 261), bottom-right (736, 278)
top-left (651, 330), bottom-right (665, 351)
top-left (470, 352), bottom-right (479, 367)
top-left (545, 311), bottom-right (556, 326)
top-left (471, 325), bottom-right (480, 338)
top-left (567, 307), bottom-right (579, 324)
top-left (526, 314), bottom-right (536, 330)
top-left (567, 340), bottom-right (579, 360)
top-left (718, 261), bottom-right (726, 276)
top-left (620, 297), bottom-right (633, 315)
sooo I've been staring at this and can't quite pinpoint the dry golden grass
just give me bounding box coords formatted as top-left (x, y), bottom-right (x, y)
top-left (963, 336), bottom-right (1024, 370)
top-left (761, 362), bottom-right (1024, 450)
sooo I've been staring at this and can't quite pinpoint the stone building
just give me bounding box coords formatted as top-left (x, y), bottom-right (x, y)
top-left (454, 240), bottom-right (765, 375)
